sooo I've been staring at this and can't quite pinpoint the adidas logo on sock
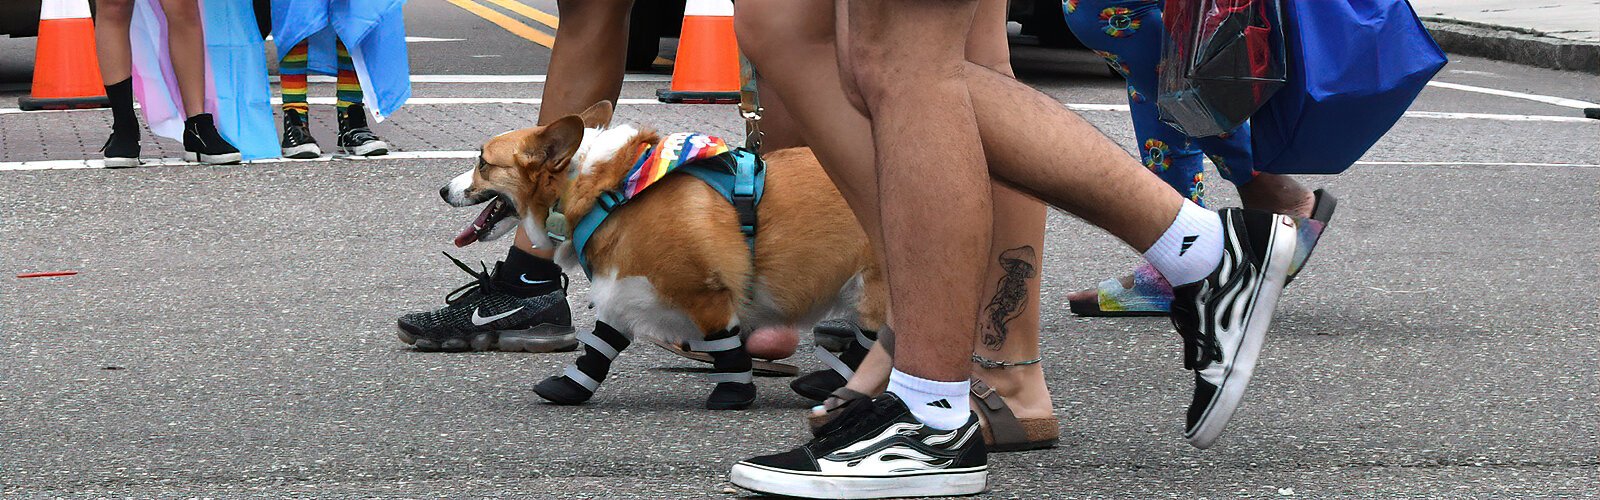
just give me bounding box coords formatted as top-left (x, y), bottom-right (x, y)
top-left (926, 399), bottom-right (953, 409)
top-left (1179, 234), bottom-right (1199, 256)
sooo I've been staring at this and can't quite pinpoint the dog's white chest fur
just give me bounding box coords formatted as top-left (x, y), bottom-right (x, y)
top-left (587, 270), bottom-right (736, 344)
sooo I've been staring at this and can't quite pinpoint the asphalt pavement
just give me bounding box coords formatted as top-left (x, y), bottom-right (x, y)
top-left (2, 1), bottom-right (1598, 498)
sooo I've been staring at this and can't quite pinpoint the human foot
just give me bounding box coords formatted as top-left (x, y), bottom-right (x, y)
top-left (1237, 173), bottom-right (1315, 218)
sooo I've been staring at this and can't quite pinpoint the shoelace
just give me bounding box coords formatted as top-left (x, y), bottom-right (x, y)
top-left (441, 252), bottom-right (497, 305)
top-left (342, 127), bottom-right (380, 144)
top-left (810, 396), bottom-right (891, 449)
top-left (438, 252), bottom-right (569, 306)
top-left (1179, 326), bottom-right (1221, 371)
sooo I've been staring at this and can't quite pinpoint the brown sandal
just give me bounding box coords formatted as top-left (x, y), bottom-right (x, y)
top-left (970, 379), bottom-right (1059, 452)
top-left (648, 338), bottom-right (800, 376)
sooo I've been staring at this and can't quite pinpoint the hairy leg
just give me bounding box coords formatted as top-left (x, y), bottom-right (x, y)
top-left (94, 0), bottom-right (134, 84)
top-left (1237, 173), bottom-right (1316, 217)
top-left (963, 0), bottom-right (1051, 421)
top-left (513, 0), bottom-right (634, 257)
top-left (158, 0), bottom-right (206, 117)
top-left (740, 0), bottom-right (1049, 416)
top-left (840, 0), bottom-right (990, 384)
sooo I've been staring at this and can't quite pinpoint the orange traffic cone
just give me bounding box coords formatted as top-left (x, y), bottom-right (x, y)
top-left (19, 0), bottom-right (108, 111)
top-left (656, 0), bottom-right (740, 104)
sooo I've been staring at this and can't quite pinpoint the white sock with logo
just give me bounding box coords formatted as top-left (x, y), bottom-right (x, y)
top-left (887, 369), bottom-right (970, 430)
top-left (1144, 200), bottom-right (1224, 286)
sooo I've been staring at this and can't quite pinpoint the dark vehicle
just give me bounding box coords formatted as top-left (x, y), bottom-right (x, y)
top-left (2, 0), bottom-right (44, 38)
top-left (625, 0), bottom-right (1080, 70)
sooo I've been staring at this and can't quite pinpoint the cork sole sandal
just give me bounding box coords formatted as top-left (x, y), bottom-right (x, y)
top-left (971, 379), bottom-right (1059, 452)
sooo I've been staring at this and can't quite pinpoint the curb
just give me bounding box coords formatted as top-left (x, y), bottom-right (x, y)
top-left (1421, 17), bottom-right (1600, 74)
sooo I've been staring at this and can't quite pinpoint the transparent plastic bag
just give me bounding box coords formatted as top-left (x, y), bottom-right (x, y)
top-left (1157, 0), bottom-right (1287, 137)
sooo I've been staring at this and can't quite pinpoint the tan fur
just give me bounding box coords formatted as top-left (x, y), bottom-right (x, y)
top-left (460, 102), bottom-right (884, 342)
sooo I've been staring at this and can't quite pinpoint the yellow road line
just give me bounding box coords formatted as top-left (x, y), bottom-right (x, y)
top-left (482, 0), bottom-right (560, 29)
top-left (443, 0), bottom-right (555, 49)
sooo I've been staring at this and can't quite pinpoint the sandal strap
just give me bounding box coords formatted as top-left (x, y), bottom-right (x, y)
top-left (969, 379), bottom-right (1029, 446)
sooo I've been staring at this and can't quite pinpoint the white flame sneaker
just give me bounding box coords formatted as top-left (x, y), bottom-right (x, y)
top-left (730, 393), bottom-right (988, 499)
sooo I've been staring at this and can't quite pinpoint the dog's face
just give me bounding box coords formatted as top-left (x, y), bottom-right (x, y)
top-left (441, 101), bottom-right (614, 247)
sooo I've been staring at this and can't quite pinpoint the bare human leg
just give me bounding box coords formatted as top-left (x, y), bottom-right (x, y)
top-left (512, 0), bottom-right (634, 258)
top-left (157, 0), bottom-right (206, 117)
top-left (95, 0), bottom-right (134, 85)
top-left (737, 0), bottom-right (1050, 421)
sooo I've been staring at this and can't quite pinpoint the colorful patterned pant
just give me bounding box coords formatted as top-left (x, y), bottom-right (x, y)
top-left (1063, 0), bottom-right (1258, 205)
top-left (279, 40), bottom-right (363, 115)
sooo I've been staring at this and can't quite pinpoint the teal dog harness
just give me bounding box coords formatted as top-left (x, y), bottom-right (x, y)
top-left (565, 133), bottom-right (766, 277)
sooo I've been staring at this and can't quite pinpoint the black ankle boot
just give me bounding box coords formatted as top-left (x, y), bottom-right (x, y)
top-left (281, 110), bottom-right (321, 159)
top-left (337, 104), bottom-right (389, 156)
top-left (183, 113), bottom-right (242, 165)
top-left (534, 321), bottom-right (630, 405)
top-left (694, 329), bottom-right (757, 410)
top-left (101, 128), bottom-right (141, 169)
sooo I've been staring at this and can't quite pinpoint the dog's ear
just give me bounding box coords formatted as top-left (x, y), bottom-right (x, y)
top-left (576, 100), bottom-right (614, 129)
top-left (518, 115), bottom-right (585, 171)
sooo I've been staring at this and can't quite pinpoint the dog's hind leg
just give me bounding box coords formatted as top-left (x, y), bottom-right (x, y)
top-left (690, 328), bottom-right (756, 410)
top-left (533, 321), bottom-right (631, 405)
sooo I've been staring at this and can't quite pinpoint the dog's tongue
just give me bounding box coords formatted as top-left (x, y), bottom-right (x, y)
top-left (453, 201), bottom-right (499, 247)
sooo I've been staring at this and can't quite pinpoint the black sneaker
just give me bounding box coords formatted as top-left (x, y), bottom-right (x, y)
top-left (101, 129), bottom-right (141, 168)
top-left (730, 393), bottom-right (988, 499)
top-left (337, 104), bottom-right (389, 156)
top-left (397, 253), bottom-right (577, 353)
top-left (792, 321), bottom-right (877, 401)
top-left (182, 113), bottom-right (242, 165)
top-left (280, 110), bottom-right (322, 159)
top-left (1170, 208), bottom-right (1299, 449)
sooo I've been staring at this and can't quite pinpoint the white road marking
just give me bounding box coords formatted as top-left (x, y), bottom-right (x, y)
top-left (298, 74), bottom-right (672, 83)
top-left (405, 36), bottom-right (466, 42)
top-left (5, 152), bottom-right (1596, 173)
top-left (4, 97), bottom-right (1591, 125)
top-left (1426, 81), bottom-right (1600, 109)
top-left (4, 99), bottom-right (1591, 125)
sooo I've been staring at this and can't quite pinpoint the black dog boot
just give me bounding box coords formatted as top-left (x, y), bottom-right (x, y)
top-left (337, 104), bottom-right (389, 156)
top-left (692, 329), bottom-right (756, 410)
top-left (182, 113), bottom-right (242, 165)
top-left (534, 321), bottom-right (630, 405)
top-left (791, 323), bottom-right (878, 401)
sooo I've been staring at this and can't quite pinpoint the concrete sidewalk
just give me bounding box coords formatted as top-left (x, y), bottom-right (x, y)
top-left (1410, 0), bottom-right (1600, 73)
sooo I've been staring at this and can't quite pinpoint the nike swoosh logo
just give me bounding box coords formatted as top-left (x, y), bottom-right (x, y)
top-left (519, 274), bottom-right (553, 285)
top-left (471, 307), bottom-right (524, 326)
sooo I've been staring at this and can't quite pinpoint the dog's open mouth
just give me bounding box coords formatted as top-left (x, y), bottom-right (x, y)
top-left (454, 196), bottom-right (516, 247)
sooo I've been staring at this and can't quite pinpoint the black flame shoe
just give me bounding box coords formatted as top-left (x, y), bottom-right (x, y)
top-left (730, 393), bottom-right (989, 499)
top-left (337, 104), bottom-right (389, 156)
top-left (280, 110), bottom-right (322, 159)
top-left (182, 113), bottom-right (242, 165)
top-left (1171, 208), bottom-right (1300, 449)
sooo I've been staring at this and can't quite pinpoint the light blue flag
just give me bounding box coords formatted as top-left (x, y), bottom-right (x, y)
top-left (271, 0), bottom-right (411, 121)
top-left (202, 0), bottom-right (277, 160)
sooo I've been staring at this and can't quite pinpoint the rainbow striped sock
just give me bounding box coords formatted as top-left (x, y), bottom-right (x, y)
top-left (335, 41), bottom-right (363, 112)
top-left (280, 42), bottom-right (309, 115)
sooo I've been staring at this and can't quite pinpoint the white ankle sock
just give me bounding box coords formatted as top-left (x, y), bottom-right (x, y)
top-left (887, 369), bottom-right (970, 430)
top-left (1144, 200), bottom-right (1224, 286)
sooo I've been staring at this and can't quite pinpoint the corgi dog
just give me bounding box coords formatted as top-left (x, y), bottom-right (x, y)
top-left (440, 101), bottom-right (885, 410)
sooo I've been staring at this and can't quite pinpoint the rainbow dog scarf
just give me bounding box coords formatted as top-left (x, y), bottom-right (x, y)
top-left (570, 133), bottom-right (764, 276)
top-left (622, 132), bottom-right (733, 197)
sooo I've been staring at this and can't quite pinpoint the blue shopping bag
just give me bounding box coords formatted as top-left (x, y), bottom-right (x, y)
top-left (1250, 0), bottom-right (1447, 174)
